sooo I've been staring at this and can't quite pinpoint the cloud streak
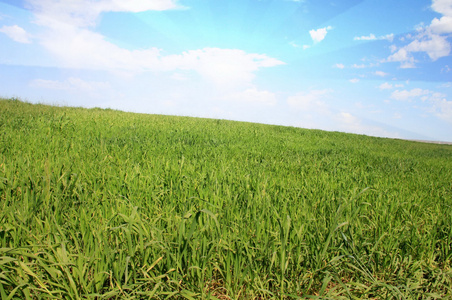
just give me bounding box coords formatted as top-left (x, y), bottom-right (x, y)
top-left (0, 25), bottom-right (32, 43)
top-left (389, 88), bottom-right (452, 123)
top-left (391, 88), bottom-right (430, 101)
top-left (224, 87), bottom-right (277, 106)
top-left (26, 0), bottom-right (184, 28)
top-left (287, 89), bottom-right (332, 111)
top-left (354, 33), bottom-right (394, 42)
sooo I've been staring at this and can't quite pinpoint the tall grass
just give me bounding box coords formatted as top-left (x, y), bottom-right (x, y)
top-left (1, 98), bottom-right (451, 299)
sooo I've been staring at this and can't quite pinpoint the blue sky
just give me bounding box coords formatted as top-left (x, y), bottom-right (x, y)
top-left (1, 0), bottom-right (451, 142)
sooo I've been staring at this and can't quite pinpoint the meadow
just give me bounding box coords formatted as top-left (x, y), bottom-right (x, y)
top-left (0, 97), bottom-right (451, 299)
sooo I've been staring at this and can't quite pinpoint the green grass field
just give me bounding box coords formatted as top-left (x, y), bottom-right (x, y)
top-left (1, 98), bottom-right (451, 299)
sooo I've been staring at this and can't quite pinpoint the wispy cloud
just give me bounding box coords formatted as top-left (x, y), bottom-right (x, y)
top-left (389, 86), bottom-right (452, 122)
top-left (374, 71), bottom-right (389, 77)
top-left (378, 82), bottom-right (404, 90)
top-left (287, 89), bottom-right (332, 111)
top-left (26, 0), bottom-right (184, 28)
top-left (352, 64), bottom-right (366, 68)
top-left (431, 95), bottom-right (452, 123)
top-left (354, 33), bottom-right (394, 42)
top-left (172, 48), bottom-right (285, 88)
top-left (224, 87), bottom-right (277, 106)
top-left (0, 25), bottom-right (32, 43)
top-left (289, 41), bottom-right (301, 48)
top-left (391, 88), bottom-right (430, 101)
top-left (333, 112), bottom-right (398, 138)
top-left (354, 33), bottom-right (377, 41)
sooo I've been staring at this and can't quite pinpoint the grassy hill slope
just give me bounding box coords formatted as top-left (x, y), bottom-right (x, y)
top-left (1, 98), bottom-right (451, 299)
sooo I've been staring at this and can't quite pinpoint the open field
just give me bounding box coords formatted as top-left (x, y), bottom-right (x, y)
top-left (1, 98), bottom-right (451, 299)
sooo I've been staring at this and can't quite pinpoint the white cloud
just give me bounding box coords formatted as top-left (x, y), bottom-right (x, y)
top-left (354, 33), bottom-right (376, 41)
top-left (390, 85), bottom-right (452, 123)
top-left (385, 0), bottom-right (452, 67)
top-left (303, 45), bottom-right (311, 50)
top-left (333, 112), bottom-right (399, 138)
top-left (379, 82), bottom-right (393, 90)
top-left (224, 87), bottom-right (277, 106)
top-left (391, 88), bottom-right (431, 101)
top-left (21, 0), bottom-right (285, 97)
top-left (430, 16), bottom-right (452, 34)
top-left (387, 32), bottom-right (450, 65)
top-left (431, 0), bottom-right (452, 19)
top-left (406, 33), bottom-right (451, 60)
top-left (354, 33), bottom-right (394, 42)
top-left (383, 33), bottom-right (395, 42)
top-left (289, 41), bottom-right (301, 48)
top-left (393, 113), bottom-right (402, 119)
top-left (24, 0), bottom-right (187, 73)
top-left (421, 91), bottom-right (452, 123)
top-left (170, 72), bottom-right (188, 81)
top-left (0, 25), bottom-right (32, 43)
top-left (34, 22), bottom-right (284, 87)
top-left (309, 26), bottom-right (333, 43)
top-left (288, 92), bottom-right (400, 138)
top-left (173, 48), bottom-right (285, 88)
top-left (389, 86), bottom-right (452, 123)
top-left (431, 96), bottom-right (452, 123)
top-left (374, 71), bottom-right (388, 77)
top-left (26, 0), bottom-right (183, 28)
top-left (37, 24), bottom-right (161, 71)
top-left (352, 64), bottom-right (366, 69)
top-left (386, 47), bottom-right (416, 68)
top-left (349, 78), bottom-right (360, 83)
top-left (337, 112), bottom-right (358, 125)
top-left (334, 63), bottom-right (345, 69)
top-left (30, 77), bottom-right (111, 91)
top-left (287, 89), bottom-right (332, 111)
